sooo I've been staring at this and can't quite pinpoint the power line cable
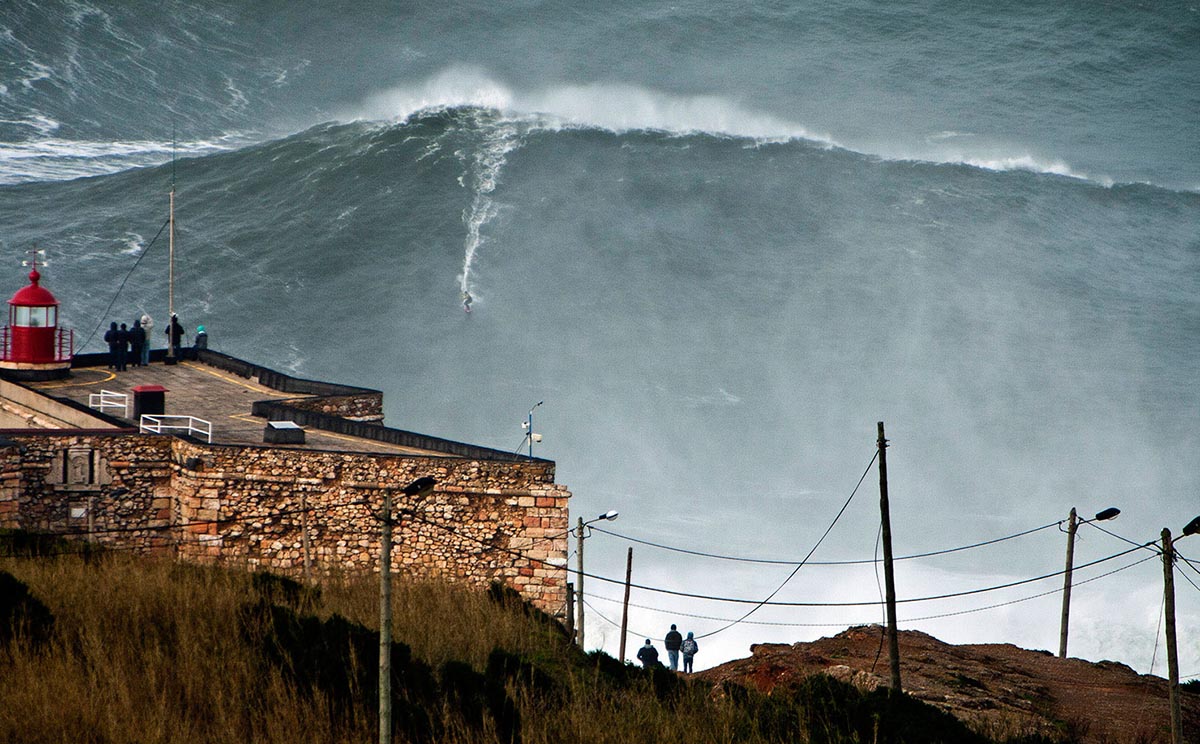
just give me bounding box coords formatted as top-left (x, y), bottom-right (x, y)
top-left (8, 487), bottom-right (1167, 615)
top-left (1176, 564), bottom-right (1200, 595)
top-left (898, 553), bottom-right (1159, 622)
top-left (581, 597), bottom-right (653, 649)
top-left (590, 519), bottom-right (1062, 566)
top-left (1174, 550), bottom-right (1200, 579)
top-left (1148, 591), bottom-right (1165, 678)
top-left (79, 217), bottom-right (171, 350)
top-left (1083, 520), bottom-right (1162, 556)
top-left (870, 520), bottom-right (885, 674)
top-left (402, 510), bottom-right (1160, 612)
top-left (692, 449), bottom-right (879, 640)
top-left (582, 552), bottom-right (1157, 629)
top-left (568, 539), bottom-right (1154, 608)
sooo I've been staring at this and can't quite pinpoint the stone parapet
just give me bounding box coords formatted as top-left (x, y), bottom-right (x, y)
top-left (0, 433), bottom-right (571, 616)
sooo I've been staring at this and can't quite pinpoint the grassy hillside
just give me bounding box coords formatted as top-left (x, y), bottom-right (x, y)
top-left (0, 535), bottom-right (1067, 744)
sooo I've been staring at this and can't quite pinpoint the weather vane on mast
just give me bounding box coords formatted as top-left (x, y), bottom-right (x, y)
top-left (520, 401), bottom-right (544, 460)
top-left (22, 246), bottom-right (46, 272)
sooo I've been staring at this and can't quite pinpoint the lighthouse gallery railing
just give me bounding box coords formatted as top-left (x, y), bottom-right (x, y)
top-left (0, 326), bottom-right (73, 362)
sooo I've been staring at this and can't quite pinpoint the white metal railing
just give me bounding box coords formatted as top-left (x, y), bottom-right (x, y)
top-left (139, 414), bottom-right (213, 443)
top-left (88, 389), bottom-right (129, 418)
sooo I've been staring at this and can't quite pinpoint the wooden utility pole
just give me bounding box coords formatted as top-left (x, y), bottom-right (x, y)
top-left (1162, 528), bottom-right (1183, 744)
top-left (877, 421), bottom-right (902, 693)
top-left (165, 163), bottom-right (177, 365)
top-left (376, 474), bottom-right (435, 744)
top-left (576, 517), bottom-right (585, 650)
top-left (1058, 507), bottom-right (1078, 658)
top-left (619, 547), bottom-right (633, 663)
top-left (378, 488), bottom-right (394, 744)
top-left (566, 582), bottom-right (575, 643)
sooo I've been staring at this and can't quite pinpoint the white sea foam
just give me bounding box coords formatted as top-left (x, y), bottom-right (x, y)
top-left (0, 135), bottom-right (239, 185)
top-left (119, 232), bottom-right (144, 255)
top-left (357, 67), bottom-right (1119, 186)
top-left (0, 115), bottom-right (60, 135)
top-left (456, 111), bottom-right (521, 299)
top-left (19, 60), bottom-right (54, 90)
top-left (224, 75), bottom-right (249, 111)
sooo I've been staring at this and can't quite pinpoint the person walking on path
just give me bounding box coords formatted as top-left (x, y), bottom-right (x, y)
top-left (636, 639), bottom-right (660, 669)
top-left (681, 631), bottom-right (699, 673)
top-left (129, 319), bottom-right (145, 367)
top-left (104, 322), bottom-right (120, 370)
top-left (139, 314), bottom-right (154, 365)
top-left (664, 624), bottom-right (683, 671)
top-left (166, 314), bottom-right (184, 356)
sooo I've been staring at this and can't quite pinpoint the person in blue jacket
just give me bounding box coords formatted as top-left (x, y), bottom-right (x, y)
top-left (681, 631), bottom-right (699, 673)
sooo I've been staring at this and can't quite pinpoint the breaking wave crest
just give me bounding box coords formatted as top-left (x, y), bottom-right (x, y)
top-left (356, 67), bottom-right (1121, 187)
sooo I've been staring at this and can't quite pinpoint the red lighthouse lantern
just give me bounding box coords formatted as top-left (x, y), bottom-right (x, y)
top-left (0, 263), bottom-right (73, 380)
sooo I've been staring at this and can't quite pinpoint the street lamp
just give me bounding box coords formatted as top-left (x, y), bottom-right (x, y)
top-left (379, 476), bottom-right (436, 744)
top-left (575, 510), bottom-right (619, 651)
top-left (1059, 506), bottom-right (1120, 658)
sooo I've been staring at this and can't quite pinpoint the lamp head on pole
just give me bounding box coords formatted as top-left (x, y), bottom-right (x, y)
top-left (1093, 507), bottom-right (1120, 522)
top-left (1183, 515), bottom-right (1200, 537)
top-left (600, 510), bottom-right (619, 521)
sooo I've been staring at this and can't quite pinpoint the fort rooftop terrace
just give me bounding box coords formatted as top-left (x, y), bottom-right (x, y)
top-left (15, 350), bottom-right (531, 462)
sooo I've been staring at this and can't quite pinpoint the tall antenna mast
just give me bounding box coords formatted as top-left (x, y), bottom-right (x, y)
top-left (166, 127), bottom-right (177, 364)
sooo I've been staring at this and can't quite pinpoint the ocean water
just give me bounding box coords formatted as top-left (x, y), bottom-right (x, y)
top-left (2, 1), bottom-right (1198, 674)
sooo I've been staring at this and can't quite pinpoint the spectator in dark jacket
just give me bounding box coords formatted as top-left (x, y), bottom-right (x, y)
top-left (129, 319), bottom-right (146, 367)
top-left (636, 639), bottom-right (660, 669)
top-left (664, 624), bottom-right (683, 671)
top-left (114, 323), bottom-right (129, 371)
top-left (104, 322), bottom-right (120, 370)
top-left (166, 314), bottom-right (184, 356)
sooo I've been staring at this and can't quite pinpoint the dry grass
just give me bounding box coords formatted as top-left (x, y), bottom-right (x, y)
top-left (0, 553), bottom-right (755, 743)
top-left (0, 550), bottom-right (1064, 744)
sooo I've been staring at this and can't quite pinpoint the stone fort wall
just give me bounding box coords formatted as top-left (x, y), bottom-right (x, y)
top-left (0, 432), bottom-right (570, 616)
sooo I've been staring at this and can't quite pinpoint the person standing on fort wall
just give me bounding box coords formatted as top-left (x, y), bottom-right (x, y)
top-left (139, 314), bottom-right (153, 365)
top-left (664, 624), bottom-right (683, 671)
top-left (129, 318), bottom-right (145, 367)
top-left (166, 314), bottom-right (184, 355)
top-left (104, 322), bottom-right (120, 370)
top-left (115, 323), bottom-right (129, 371)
